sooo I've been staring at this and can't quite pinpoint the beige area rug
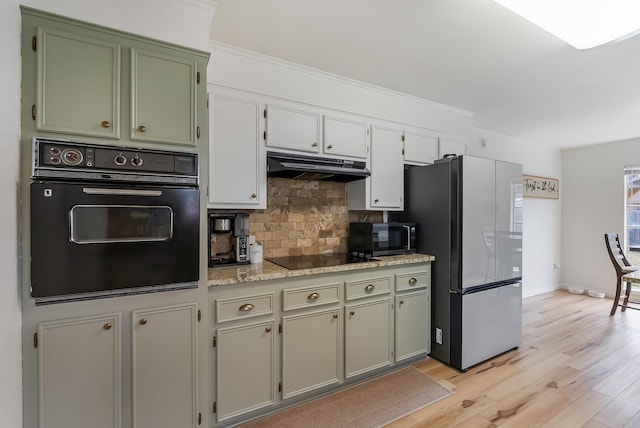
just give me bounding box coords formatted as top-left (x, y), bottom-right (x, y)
top-left (238, 366), bottom-right (453, 428)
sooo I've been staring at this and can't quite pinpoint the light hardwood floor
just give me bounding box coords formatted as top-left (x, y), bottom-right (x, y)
top-left (389, 290), bottom-right (640, 428)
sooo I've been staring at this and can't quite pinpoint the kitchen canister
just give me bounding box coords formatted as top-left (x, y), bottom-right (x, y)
top-left (250, 243), bottom-right (263, 263)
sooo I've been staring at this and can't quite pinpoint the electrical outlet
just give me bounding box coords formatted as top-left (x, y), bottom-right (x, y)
top-left (435, 328), bottom-right (443, 345)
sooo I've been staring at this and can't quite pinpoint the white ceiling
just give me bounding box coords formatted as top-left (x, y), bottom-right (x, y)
top-left (210, 0), bottom-right (640, 149)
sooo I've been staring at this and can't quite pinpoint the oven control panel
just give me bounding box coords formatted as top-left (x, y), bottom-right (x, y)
top-left (32, 137), bottom-right (198, 185)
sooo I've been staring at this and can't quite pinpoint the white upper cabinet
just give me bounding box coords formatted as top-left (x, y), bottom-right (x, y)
top-left (208, 90), bottom-right (266, 208)
top-left (323, 115), bottom-right (368, 159)
top-left (265, 104), bottom-right (321, 153)
top-left (348, 124), bottom-right (403, 211)
top-left (439, 136), bottom-right (469, 158)
top-left (403, 130), bottom-right (438, 165)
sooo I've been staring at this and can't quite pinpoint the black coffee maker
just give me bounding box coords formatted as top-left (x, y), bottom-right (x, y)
top-left (208, 213), bottom-right (250, 267)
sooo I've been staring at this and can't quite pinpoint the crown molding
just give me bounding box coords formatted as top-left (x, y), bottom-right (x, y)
top-left (209, 41), bottom-right (473, 117)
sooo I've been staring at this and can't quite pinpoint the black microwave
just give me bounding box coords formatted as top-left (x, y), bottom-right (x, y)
top-left (349, 222), bottom-right (416, 257)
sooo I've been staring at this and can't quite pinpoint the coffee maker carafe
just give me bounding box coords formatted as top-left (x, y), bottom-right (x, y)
top-left (208, 213), bottom-right (250, 267)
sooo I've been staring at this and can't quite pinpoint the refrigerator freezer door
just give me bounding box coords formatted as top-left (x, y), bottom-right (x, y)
top-left (460, 156), bottom-right (496, 290)
top-left (455, 282), bottom-right (522, 370)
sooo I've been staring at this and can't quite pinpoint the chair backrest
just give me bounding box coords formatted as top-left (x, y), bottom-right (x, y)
top-left (605, 233), bottom-right (632, 274)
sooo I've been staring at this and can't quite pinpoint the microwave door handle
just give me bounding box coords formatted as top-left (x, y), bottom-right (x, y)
top-left (404, 225), bottom-right (411, 251)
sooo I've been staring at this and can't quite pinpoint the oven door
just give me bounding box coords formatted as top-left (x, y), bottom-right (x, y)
top-left (30, 181), bottom-right (199, 301)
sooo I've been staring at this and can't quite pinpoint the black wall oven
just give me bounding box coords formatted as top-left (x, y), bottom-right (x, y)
top-left (30, 138), bottom-right (200, 304)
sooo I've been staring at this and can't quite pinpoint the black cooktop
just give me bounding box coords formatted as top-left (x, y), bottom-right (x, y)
top-left (267, 253), bottom-right (377, 270)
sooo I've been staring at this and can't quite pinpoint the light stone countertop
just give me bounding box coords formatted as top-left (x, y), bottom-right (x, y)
top-left (207, 253), bottom-right (435, 287)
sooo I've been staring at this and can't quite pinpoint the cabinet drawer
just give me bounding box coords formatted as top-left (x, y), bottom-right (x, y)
top-left (216, 292), bottom-right (275, 323)
top-left (283, 283), bottom-right (340, 311)
top-left (345, 276), bottom-right (391, 301)
top-left (396, 270), bottom-right (430, 292)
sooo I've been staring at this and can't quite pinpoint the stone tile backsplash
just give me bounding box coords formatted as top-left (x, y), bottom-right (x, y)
top-left (244, 178), bottom-right (382, 258)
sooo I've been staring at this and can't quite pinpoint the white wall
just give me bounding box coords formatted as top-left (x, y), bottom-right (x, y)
top-left (0, 1), bottom-right (23, 426)
top-left (562, 138), bottom-right (640, 296)
top-left (209, 43), bottom-right (473, 137)
top-left (469, 128), bottom-right (563, 297)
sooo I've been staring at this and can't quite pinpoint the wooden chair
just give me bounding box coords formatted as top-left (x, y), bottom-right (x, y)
top-left (604, 233), bottom-right (640, 315)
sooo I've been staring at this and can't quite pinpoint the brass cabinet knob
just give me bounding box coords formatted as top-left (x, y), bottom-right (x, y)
top-left (250, 193), bottom-right (257, 199)
top-left (333, 313), bottom-right (338, 319)
top-left (308, 292), bottom-right (320, 301)
top-left (137, 125), bottom-right (146, 132)
top-left (374, 198), bottom-right (379, 203)
top-left (239, 303), bottom-right (255, 312)
top-left (365, 284), bottom-right (375, 292)
top-left (409, 277), bottom-right (418, 285)
top-left (312, 142), bottom-right (318, 148)
top-left (101, 120), bottom-right (111, 128)
top-left (265, 327), bottom-right (272, 333)
top-left (327, 144), bottom-right (333, 149)
top-left (103, 323), bottom-right (112, 330)
top-left (139, 319), bottom-right (147, 325)
top-left (350, 311), bottom-right (355, 316)
top-left (399, 300), bottom-right (405, 305)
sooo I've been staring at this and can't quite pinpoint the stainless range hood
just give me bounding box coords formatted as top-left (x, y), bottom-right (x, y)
top-left (267, 152), bottom-right (370, 182)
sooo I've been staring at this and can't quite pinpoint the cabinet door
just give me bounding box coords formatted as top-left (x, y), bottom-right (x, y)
top-left (395, 291), bottom-right (429, 362)
top-left (438, 136), bottom-right (468, 157)
top-left (370, 125), bottom-right (403, 209)
top-left (216, 320), bottom-right (275, 422)
top-left (282, 308), bottom-right (341, 399)
top-left (403, 131), bottom-right (438, 165)
top-left (209, 93), bottom-right (265, 208)
top-left (265, 104), bottom-right (321, 153)
top-left (131, 303), bottom-right (198, 428)
top-left (323, 116), bottom-right (368, 159)
top-left (131, 48), bottom-right (198, 146)
top-left (38, 313), bottom-right (121, 428)
top-left (36, 27), bottom-right (121, 139)
top-left (344, 298), bottom-right (392, 378)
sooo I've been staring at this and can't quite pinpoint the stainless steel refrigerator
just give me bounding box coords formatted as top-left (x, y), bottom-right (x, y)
top-left (390, 155), bottom-right (523, 371)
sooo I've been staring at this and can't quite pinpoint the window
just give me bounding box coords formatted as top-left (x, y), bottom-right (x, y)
top-left (624, 167), bottom-right (640, 265)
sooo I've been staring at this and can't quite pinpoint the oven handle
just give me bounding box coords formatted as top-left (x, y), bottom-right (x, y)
top-left (83, 188), bottom-right (162, 197)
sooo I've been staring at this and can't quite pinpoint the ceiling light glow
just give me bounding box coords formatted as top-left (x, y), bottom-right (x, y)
top-left (493, 0), bottom-right (640, 49)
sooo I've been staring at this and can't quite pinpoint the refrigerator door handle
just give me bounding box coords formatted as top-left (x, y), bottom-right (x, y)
top-left (404, 225), bottom-right (412, 251)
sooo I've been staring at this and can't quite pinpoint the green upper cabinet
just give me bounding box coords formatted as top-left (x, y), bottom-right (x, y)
top-left (36, 27), bottom-right (121, 139)
top-left (22, 6), bottom-right (209, 149)
top-left (130, 48), bottom-right (198, 146)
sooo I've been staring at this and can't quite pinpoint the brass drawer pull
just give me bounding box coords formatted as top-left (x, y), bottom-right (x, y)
top-left (239, 303), bottom-right (255, 312)
top-left (137, 125), bottom-right (147, 132)
top-left (265, 327), bottom-right (272, 333)
top-left (250, 193), bottom-right (257, 199)
top-left (409, 277), bottom-right (418, 285)
top-left (365, 284), bottom-right (375, 292)
top-left (139, 319), bottom-right (147, 326)
top-left (333, 313), bottom-right (338, 319)
top-left (308, 292), bottom-right (320, 301)
top-left (103, 323), bottom-right (112, 330)
top-left (101, 120), bottom-right (111, 128)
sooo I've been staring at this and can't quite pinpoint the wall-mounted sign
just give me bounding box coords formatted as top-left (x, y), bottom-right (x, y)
top-left (523, 174), bottom-right (559, 199)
